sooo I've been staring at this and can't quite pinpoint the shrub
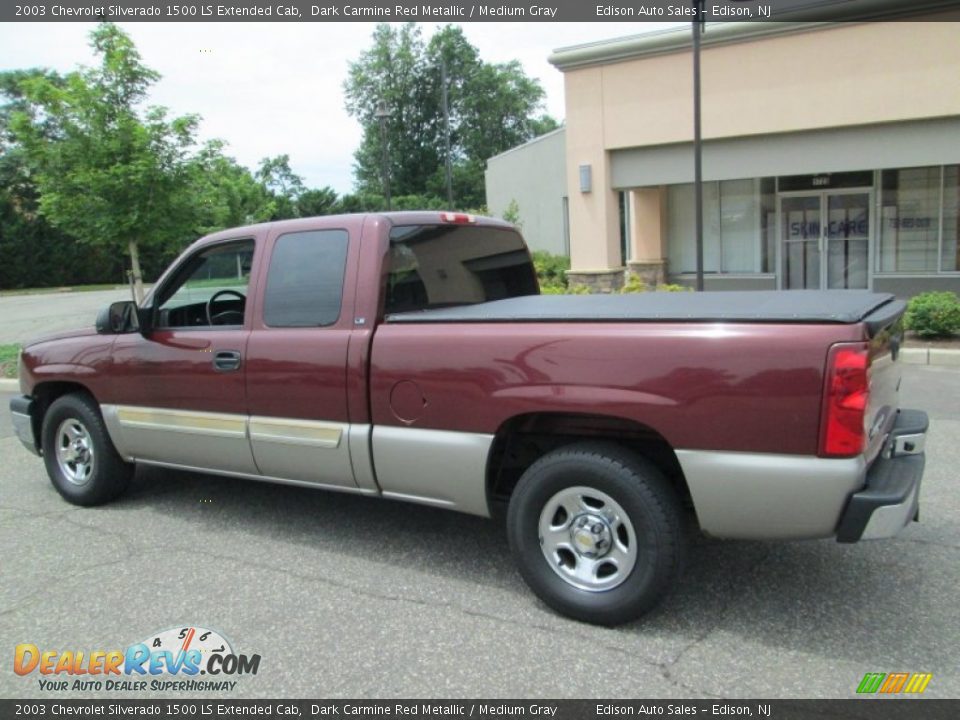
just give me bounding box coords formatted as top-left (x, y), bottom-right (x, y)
top-left (620, 274), bottom-right (692, 294)
top-left (502, 199), bottom-right (522, 229)
top-left (540, 283), bottom-right (590, 295)
top-left (532, 250), bottom-right (571, 292)
top-left (620, 273), bottom-right (647, 294)
top-left (655, 283), bottom-right (691, 293)
top-left (905, 291), bottom-right (960, 338)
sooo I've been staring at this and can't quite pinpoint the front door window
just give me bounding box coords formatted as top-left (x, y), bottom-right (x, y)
top-left (156, 241), bottom-right (254, 328)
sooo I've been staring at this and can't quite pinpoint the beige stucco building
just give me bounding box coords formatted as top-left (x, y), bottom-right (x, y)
top-left (489, 11), bottom-right (960, 296)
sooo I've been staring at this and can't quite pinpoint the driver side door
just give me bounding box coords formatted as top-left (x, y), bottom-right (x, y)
top-left (104, 237), bottom-right (260, 475)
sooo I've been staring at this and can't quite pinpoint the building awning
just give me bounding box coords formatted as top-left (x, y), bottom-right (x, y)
top-left (610, 117), bottom-right (960, 188)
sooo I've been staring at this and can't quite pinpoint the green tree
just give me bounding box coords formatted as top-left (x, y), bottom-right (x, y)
top-left (0, 131), bottom-right (118, 289)
top-left (0, 69), bottom-right (137, 290)
top-left (252, 155), bottom-right (345, 220)
top-left (344, 23), bottom-right (557, 209)
top-left (425, 27), bottom-right (559, 204)
top-left (332, 192), bottom-right (383, 214)
top-left (7, 23), bottom-right (202, 301)
top-left (256, 153), bottom-right (307, 220)
top-left (345, 24), bottom-right (438, 201)
top-left (191, 141), bottom-right (274, 233)
top-left (296, 186), bottom-right (339, 217)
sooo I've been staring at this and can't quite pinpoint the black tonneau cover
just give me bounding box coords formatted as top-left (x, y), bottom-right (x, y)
top-left (386, 290), bottom-right (900, 327)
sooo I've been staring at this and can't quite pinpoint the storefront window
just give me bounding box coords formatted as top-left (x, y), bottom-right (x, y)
top-left (667, 178), bottom-right (775, 274)
top-left (760, 178), bottom-right (777, 275)
top-left (878, 167), bottom-right (941, 272)
top-left (667, 182), bottom-right (720, 273)
top-left (719, 179), bottom-right (756, 272)
top-left (943, 165), bottom-right (959, 272)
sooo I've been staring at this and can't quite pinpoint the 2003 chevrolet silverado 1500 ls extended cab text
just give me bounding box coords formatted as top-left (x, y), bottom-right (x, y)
top-left (9, 212), bottom-right (928, 624)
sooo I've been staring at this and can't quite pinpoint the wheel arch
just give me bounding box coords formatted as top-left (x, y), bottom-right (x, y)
top-left (486, 412), bottom-right (694, 521)
top-left (29, 381), bottom-right (98, 452)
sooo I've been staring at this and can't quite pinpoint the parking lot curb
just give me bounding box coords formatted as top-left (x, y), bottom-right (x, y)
top-left (0, 379), bottom-right (19, 391)
top-left (902, 347), bottom-right (960, 366)
top-left (929, 348), bottom-right (960, 366)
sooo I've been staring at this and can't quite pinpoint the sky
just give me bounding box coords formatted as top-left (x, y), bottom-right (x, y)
top-left (0, 21), bottom-right (685, 195)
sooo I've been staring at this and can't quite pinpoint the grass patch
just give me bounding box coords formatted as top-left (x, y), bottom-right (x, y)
top-left (0, 344), bottom-right (21, 380)
top-left (183, 277), bottom-right (248, 290)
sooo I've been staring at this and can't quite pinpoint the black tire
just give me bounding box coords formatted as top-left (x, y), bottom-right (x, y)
top-left (41, 392), bottom-right (133, 506)
top-left (507, 441), bottom-right (684, 625)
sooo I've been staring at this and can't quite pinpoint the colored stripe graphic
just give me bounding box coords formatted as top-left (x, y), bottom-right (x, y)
top-left (904, 673), bottom-right (933, 694)
top-left (857, 673), bottom-right (885, 694)
top-left (880, 672), bottom-right (910, 694)
top-left (857, 672), bottom-right (932, 694)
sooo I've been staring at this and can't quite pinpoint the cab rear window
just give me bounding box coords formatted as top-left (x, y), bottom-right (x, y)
top-left (385, 225), bottom-right (537, 315)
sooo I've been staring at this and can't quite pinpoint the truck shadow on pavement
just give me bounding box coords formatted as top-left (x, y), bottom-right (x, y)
top-left (120, 462), bottom-right (951, 670)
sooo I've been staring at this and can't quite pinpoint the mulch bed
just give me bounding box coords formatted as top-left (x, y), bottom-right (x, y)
top-left (902, 332), bottom-right (960, 349)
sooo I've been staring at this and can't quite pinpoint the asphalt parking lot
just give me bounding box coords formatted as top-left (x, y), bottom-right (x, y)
top-left (0, 288), bottom-right (132, 345)
top-left (1, 365), bottom-right (958, 700)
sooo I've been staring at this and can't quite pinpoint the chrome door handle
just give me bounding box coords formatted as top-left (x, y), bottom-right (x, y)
top-left (213, 350), bottom-right (242, 372)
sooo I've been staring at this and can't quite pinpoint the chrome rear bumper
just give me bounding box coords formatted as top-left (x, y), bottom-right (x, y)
top-left (836, 409), bottom-right (927, 543)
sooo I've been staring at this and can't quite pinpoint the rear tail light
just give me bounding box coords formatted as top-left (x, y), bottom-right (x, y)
top-left (440, 212), bottom-right (476, 224)
top-left (820, 342), bottom-right (870, 457)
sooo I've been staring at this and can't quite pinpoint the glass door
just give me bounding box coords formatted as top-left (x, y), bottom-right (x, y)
top-left (825, 192), bottom-right (870, 289)
top-left (781, 195), bottom-right (821, 289)
top-left (780, 191), bottom-right (871, 290)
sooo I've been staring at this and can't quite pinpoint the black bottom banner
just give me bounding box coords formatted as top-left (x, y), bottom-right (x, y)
top-left (1, 700), bottom-right (958, 720)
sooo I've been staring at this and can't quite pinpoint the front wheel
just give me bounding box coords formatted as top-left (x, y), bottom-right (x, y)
top-left (41, 393), bottom-right (133, 506)
top-left (507, 442), bottom-right (684, 625)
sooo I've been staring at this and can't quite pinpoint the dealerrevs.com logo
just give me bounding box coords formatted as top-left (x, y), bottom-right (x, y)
top-left (14, 626), bottom-right (261, 693)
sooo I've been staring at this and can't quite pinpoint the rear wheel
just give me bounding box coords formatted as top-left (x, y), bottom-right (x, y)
top-left (507, 441), bottom-right (684, 625)
top-left (41, 393), bottom-right (133, 506)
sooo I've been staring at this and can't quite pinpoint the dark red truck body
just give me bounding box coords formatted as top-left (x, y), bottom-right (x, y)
top-left (11, 212), bottom-right (927, 550)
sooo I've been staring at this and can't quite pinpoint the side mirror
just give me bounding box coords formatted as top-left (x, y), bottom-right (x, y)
top-left (95, 301), bottom-right (140, 334)
top-left (136, 304), bottom-right (154, 335)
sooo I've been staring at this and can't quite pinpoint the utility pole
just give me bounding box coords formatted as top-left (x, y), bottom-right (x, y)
top-left (441, 57), bottom-right (454, 210)
top-left (692, 2), bottom-right (705, 292)
top-left (375, 99), bottom-right (392, 211)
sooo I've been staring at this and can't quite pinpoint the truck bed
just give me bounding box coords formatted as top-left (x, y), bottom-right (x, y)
top-left (386, 290), bottom-right (899, 326)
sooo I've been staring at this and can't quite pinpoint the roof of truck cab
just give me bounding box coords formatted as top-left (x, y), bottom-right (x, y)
top-left (386, 290), bottom-right (900, 325)
top-left (193, 212), bottom-right (514, 246)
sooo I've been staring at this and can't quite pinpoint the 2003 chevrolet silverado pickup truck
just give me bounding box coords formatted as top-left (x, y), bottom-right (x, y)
top-left (9, 212), bottom-right (928, 624)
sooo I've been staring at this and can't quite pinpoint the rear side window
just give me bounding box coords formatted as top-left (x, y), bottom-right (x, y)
top-left (386, 225), bottom-right (537, 314)
top-left (263, 230), bottom-right (349, 327)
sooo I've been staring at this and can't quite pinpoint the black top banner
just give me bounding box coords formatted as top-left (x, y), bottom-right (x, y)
top-left (4, 0), bottom-right (960, 23)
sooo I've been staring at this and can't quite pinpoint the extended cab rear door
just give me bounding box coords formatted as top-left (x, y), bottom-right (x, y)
top-left (243, 217), bottom-right (370, 489)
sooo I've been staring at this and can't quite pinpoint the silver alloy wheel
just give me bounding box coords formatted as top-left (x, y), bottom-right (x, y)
top-left (538, 485), bottom-right (637, 592)
top-left (55, 418), bottom-right (96, 486)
